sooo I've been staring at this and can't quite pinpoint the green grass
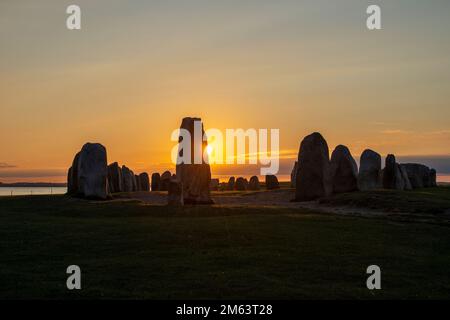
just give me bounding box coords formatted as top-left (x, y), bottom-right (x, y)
top-left (319, 187), bottom-right (450, 214)
top-left (1, 192), bottom-right (450, 299)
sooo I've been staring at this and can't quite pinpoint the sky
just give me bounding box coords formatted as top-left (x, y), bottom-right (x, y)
top-left (1, 0), bottom-right (449, 182)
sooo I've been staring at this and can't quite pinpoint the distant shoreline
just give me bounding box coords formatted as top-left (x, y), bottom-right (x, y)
top-left (0, 183), bottom-right (67, 188)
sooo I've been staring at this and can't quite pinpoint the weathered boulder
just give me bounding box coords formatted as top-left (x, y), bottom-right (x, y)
top-left (139, 173), bottom-right (150, 191)
top-left (399, 165), bottom-right (412, 190)
top-left (168, 180), bottom-right (184, 206)
top-left (175, 117), bottom-right (213, 204)
top-left (294, 132), bottom-right (332, 201)
top-left (160, 171), bottom-right (172, 191)
top-left (330, 145), bottom-right (358, 194)
top-left (121, 165), bottom-right (134, 192)
top-left (401, 163), bottom-right (432, 188)
top-left (76, 143), bottom-right (110, 199)
top-left (227, 177), bottom-right (235, 191)
top-left (151, 173), bottom-right (161, 191)
top-left (235, 177), bottom-right (247, 191)
top-left (382, 155), bottom-right (411, 190)
top-left (382, 154), bottom-right (397, 189)
top-left (107, 162), bottom-right (123, 193)
top-left (248, 176), bottom-right (260, 190)
top-left (265, 175), bottom-right (280, 190)
top-left (290, 161), bottom-right (298, 188)
top-left (67, 152), bottom-right (80, 195)
top-left (210, 179), bottom-right (220, 191)
top-left (67, 166), bottom-right (74, 194)
top-left (134, 175), bottom-right (141, 191)
top-left (357, 149), bottom-right (382, 191)
top-left (430, 169), bottom-right (437, 187)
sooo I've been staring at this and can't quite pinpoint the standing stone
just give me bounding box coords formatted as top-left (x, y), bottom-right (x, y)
top-left (68, 152), bottom-right (80, 195)
top-left (295, 132), bottom-right (332, 201)
top-left (168, 180), bottom-right (184, 206)
top-left (430, 169), bottom-right (437, 187)
top-left (235, 177), bottom-right (247, 191)
top-left (249, 176), bottom-right (260, 190)
top-left (382, 155), bottom-right (408, 190)
top-left (67, 166), bottom-right (73, 194)
top-left (330, 145), bottom-right (358, 194)
top-left (107, 162), bottom-right (123, 194)
top-left (401, 164), bottom-right (432, 188)
top-left (139, 173), bottom-right (150, 191)
top-left (135, 175), bottom-right (141, 191)
top-left (265, 175), bottom-right (280, 190)
top-left (357, 149), bottom-right (382, 191)
top-left (227, 177), bottom-right (235, 191)
top-left (160, 171), bottom-right (172, 191)
top-left (290, 161), bottom-right (298, 188)
top-left (210, 179), bottom-right (220, 191)
top-left (399, 165), bottom-right (412, 190)
top-left (121, 165), bottom-right (134, 192)
top-left (77, 143), bottom-right (110, 199)
top-left (383, 154), bottom-right (398, 189)
top-left (175, 117), bottom-right (213, 204)
top-left (131, 172), bottom-right (137, 191)
top-left (151, 173), bottom-right (161, 191)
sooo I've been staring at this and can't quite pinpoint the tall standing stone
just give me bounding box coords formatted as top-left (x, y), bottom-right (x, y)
top-left (290, 161), bottom-right (298, 188)
top-left (227, 177), bottom-right (235, 191)
top-left (121, 165), bottom-right (134, 192)
top-left (295, 132), bottom-right (332, 201)
top-left (357, 149), bottom-right (382, 191)
top-left (265, 175), bottom-right (280, 190)
top-left (77, 143), bottom-right (110, 199)
top-left (175, 117), bottom-right (213, 204)
top-left (235, 177), bottom-right (247, 191)
top-left (430, 169), bottom-right (437, 187)
top-left (383, 154), bottom-right (398, 189)
top-left (160, 171), bottom-right (172, 191)
top-left (151, 173), bottom-right (161, 191)
top-left (168, 180), bottom-right (184, 206)
top-left (108, 162), bottom-right (123, 194)
top-left (249, 176), bottom-right (260, 190)
top-left (135, 175), bottom-right (141, 191)
top-left (330, 145), bottom-right (358, 193)
top-left (139, 172), bottom-right (150, 191)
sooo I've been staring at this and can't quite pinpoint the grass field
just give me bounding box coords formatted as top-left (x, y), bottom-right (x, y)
top-left (1, 188), bottom-right (450, 299)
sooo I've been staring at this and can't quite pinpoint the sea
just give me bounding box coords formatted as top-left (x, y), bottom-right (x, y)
top-left (0, 187), bottom-right (67, 197)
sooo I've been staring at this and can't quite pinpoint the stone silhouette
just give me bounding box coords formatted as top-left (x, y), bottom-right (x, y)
top-left (134, 174), bottom-right (141, 191)
top-left (168, 180), bottom-right (183, 206)
top-left (121, 165), bottom-right (134, 192)
top-left (139, 173), bottom-right (150, 191)
top-left (210, 179), bottom-right (220, 191)
top-left (295, 132), bottom-right (332, 201)
top-left (330, 145), bottom-right (358, 193)
top-left (227, 177), bottom-right (235, 191)
top-left (235, 177), bottom-right (247, 191)
top-left (107, 162), bottom-right (123, 194)
top-left (382, 154), bottom-right (412, 190)
top-left (68, 143), bottom-right (110, 199)
top-left (357, 149), bottom-right (382, 191)
top-left (290, 161), bottom-right (298, 188)
top-left (248, 176), bottom-right (260, 190)
top-left (265, 175), bottom-right (280, 190)
top-left (430, 169), bottom-right (437, 187)
top-left (401, 164), bottom-right (432, 188)
top-left (175, 117), bottom-right (213, 204)
top-left (151, 173), bottom-right (161, 191)
top-left (160, 171), bottom-right (172, 191)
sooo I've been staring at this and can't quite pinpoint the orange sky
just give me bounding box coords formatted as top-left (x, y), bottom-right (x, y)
top-left (1, 1), bottom-right (449, 182)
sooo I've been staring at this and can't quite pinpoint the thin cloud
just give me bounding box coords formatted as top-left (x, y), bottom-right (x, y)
top-left (0, 162), bottom-right (16, 168)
